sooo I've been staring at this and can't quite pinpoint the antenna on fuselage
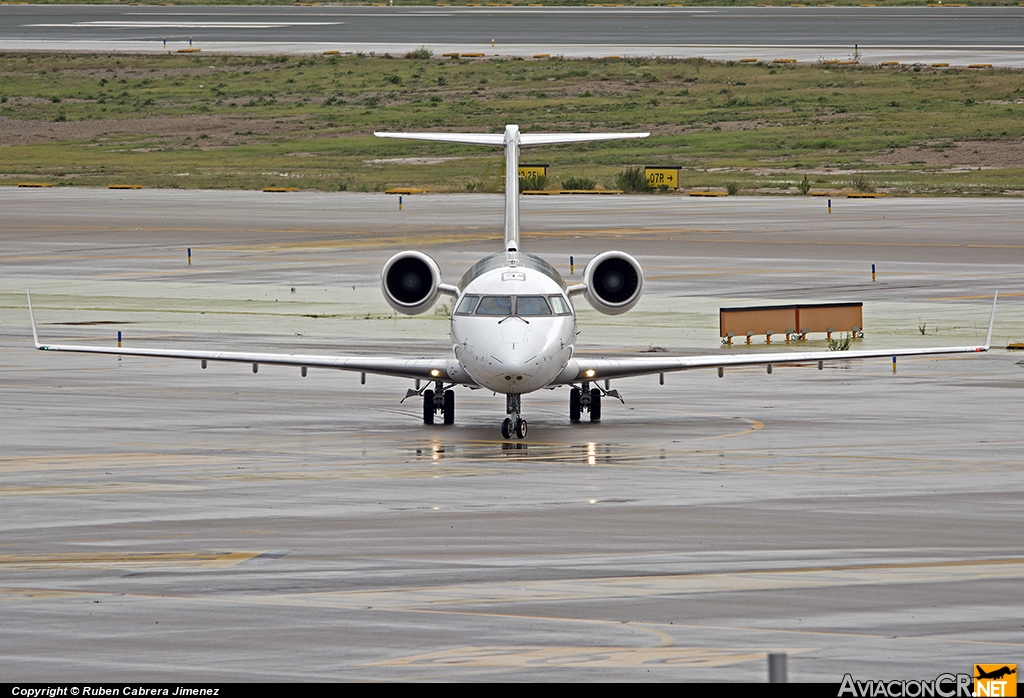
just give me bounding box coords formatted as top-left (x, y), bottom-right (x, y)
top-left (373, 125), bottom-right (650, 253)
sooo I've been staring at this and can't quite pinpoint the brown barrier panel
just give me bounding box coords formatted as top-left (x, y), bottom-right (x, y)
top-left (720, 302), bottom-right (863, 341)
top-left (795, 303), bottom-right (863, 335)
top-left (720, 305), bottom-right (797, 339)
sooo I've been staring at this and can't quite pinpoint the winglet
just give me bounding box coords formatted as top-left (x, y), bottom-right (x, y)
top-left (983, 291), bottom-right (997, 350)
top-left (26, 291), bottom-right (42, 349)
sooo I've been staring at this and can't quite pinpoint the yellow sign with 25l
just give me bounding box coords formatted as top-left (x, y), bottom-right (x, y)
top-left (518, 164), bottom-right (549, 178)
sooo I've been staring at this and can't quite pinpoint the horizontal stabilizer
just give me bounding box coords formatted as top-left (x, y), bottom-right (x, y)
top-left (520, 132), bottom-right (650, 146)
top-left (373, 132), bottom-right (505, 146)
top-left (374, 125), bottom-right (650, 253)
top-left (373, 131), bottom-right (650, 147)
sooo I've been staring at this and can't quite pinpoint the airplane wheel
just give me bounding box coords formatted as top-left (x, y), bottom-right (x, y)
top-left (423, 389), bottom-right (435, 425)
top-left (443, 389), bottom-right (455, 425)
top-left (515, 419), bottom-right (528, 439)
top-left (589, 388), bottom-right (602, 422)
top-left (569, 388), bottom-right (581, 422)
top-left (501, 418), bottom-right (513, 439)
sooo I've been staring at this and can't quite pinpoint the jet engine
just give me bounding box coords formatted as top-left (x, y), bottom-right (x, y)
top-left (381, 251), bottom-right (442, 315)
top-left (583, 251), bottom-right (643, 315)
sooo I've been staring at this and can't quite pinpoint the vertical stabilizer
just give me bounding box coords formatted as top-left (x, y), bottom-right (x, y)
top-left (503, 125), bottom-right (521, 252)
top-left (374, 126), bottom-right (649, 252)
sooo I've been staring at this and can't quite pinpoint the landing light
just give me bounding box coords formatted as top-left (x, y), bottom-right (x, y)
top-left (430, 369), bottom-right (442, 377)
top-left (584, 369), bottom-right (596, 378)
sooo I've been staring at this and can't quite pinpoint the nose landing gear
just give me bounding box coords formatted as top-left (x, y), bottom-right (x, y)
top-left (500, 417), bottom-right (527, 439)
top-left (502, 393), bottom-right (528, 439)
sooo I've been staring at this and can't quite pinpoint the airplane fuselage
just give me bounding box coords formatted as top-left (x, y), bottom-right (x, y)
top-left (450, 251), bottom-right (576, 394)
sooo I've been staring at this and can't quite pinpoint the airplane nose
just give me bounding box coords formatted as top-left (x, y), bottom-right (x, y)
top-left (461, 323), bottom-right (568, 393)
top-left (490, 342), bottom-right (534, 382)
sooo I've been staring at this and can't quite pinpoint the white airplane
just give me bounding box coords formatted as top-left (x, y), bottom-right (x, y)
top-left (28, 124), bottom-right (996, 439)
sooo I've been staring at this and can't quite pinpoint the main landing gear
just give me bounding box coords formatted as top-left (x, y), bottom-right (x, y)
top-left (569, 382), bottom-right (602, 423)
top-left (499, 382), bottom-right (616, 439)
top-left (501, 393), bottom-right (528, 439)
top-left (422, 381), bottom-right (454, 425)
top-left (418, 384), bottom-right (614, 438)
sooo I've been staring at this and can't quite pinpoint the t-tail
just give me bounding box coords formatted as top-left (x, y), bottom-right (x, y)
top-left (374, 124), bottom-right (649, 252)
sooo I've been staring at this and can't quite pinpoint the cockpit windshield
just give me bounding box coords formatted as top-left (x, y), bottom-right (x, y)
top-left (549, 295), bottom-right (572, 315)
top-left (516, 296), bottom-right (552, 316)
top-left (454, 294), bottom-right (571, 317)
top-left (455, 295), bottom-right (479, 315)
top-left (474, 296), bottom-right (512, 315)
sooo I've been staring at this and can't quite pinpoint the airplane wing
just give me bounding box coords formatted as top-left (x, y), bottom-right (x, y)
top-left (26, 294), bottom-right (473, 385)
top-left (553, 294), bottom-right (997, 384)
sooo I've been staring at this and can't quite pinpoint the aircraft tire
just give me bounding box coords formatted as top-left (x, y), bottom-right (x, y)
top-left (501, 418), bottom-right (513, 439)
top-left (423, 389), bottom-right (435, 424)
top-left (443, 389), bottom-right (455, 425)
top-left (569, 388), bottom-right (581, 422)
top-left (515, 419), bottom-right (528, 439)
top-left (590, 388), bottom-right (602, 422)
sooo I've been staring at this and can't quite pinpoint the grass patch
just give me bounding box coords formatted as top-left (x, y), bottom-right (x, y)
top-left (562, 175), bottom-right (597, 190)
top-left (1, 53), bottom-right (1023, 194)
top-left (616, 165), bottom-right (653, 193)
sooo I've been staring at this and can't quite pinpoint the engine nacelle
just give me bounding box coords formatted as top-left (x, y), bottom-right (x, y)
top-left (583, 251), bottom-right (643, 315)
top-left (381, 251), bottom-right (442, 315)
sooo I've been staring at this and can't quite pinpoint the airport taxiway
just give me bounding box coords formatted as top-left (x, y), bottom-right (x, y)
top-left (1, 190), bottom-right (1022, 681)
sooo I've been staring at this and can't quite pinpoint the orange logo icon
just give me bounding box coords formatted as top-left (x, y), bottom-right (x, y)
top-left (975, 665), bottom-right (1017, 697)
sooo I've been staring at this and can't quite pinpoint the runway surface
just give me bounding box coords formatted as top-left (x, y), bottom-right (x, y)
top-left (1, 189), bottom-right (1023, 681)
top-left (3, 5), bottom-right (1024, 65)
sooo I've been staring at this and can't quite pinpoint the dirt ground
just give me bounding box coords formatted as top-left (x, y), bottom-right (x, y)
top-left (0, 114), bottom-right (310, 148)
top-left (865, 138), bottom-right (1024, 169)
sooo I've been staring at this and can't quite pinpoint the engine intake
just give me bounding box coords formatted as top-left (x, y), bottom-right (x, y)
top-left (583, 251), bottom-right (643, 315)
top-left (381, 251), bottom-right (442, 315)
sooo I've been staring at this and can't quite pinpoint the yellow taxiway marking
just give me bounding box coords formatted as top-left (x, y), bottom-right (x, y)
top-left (0, 551), bottom-right (263, 570)
top-left (0, 452), bottom-right (242, 474)
top-left (688, 417), bottom-right (763, 442)
top-left (0, 587), bottom-right (99, 601)
top-left (0, 483), bottom-right (195, 497)
top-left (632, 623), bottom-right (676, 648)
top-left (208, 232), bottom-right (499, 251)
top-left (367, 645), bottom-right (810, 669)
top-left (0, 451), bottom-right (514, 480)
top-left (526, 226), bottom-right (724, 235)
top-left (230, 557), bottom-right (1024, 612)
top-left (550, 234), bottom-right (1024, 251)
top-left (212, 464), bottom-right (518, 481)
top-left (408, 415), bottom-right (763, 452)
top-left (929, 292), bottom-right (1024, 301)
